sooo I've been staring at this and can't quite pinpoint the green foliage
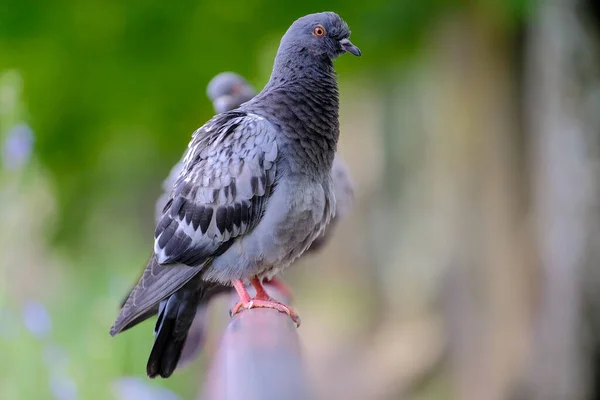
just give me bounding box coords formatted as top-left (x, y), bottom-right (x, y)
top-left (0, 0), bottom-right (448, 250)
top-left (0, 0), bottom-right (534, 250)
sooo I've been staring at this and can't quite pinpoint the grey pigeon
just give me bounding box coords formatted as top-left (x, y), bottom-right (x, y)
top-left (110, 12), bottom-right (360, 379)
top-left (176, 72), bottom-right (355, 367)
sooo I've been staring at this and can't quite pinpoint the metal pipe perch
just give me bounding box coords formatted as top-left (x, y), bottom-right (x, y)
top-left (200, 293), bottom-right (309, 400)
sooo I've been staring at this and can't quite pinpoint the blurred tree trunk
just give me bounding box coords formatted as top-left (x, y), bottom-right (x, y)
top-left (517, 0), bottom-right (600, 399)
top-left (420, 7), bottom-right (534, 400)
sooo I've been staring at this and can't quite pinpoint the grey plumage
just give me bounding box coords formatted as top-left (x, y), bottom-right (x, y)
top-left (154, 73), bottom-right (257, 222)
top-left (156, 72), bottom-right (353, 255)
top-left (111, 12), bottom-right (360, 379)
top-left (149, 74), bottom-right (259, 368)
top-left (308, 154), bottom-right (353, 251)
top-left (179, 74), bottom-right (354, 368)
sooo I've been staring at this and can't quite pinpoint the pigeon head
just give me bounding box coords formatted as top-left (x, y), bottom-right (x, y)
top-left (279, 12), bottom-right (361, 61)
top-left (206, 72), bottom-right (256, 113)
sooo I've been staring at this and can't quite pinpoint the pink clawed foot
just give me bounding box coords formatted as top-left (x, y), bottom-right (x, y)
top-left (230, 277), bottom-right (301, 327)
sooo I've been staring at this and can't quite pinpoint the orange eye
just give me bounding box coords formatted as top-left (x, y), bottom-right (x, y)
top-left (313, 25), bottom-right (326, 37)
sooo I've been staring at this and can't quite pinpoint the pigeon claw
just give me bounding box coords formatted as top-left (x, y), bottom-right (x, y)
top-left (229, 298), bottom-right (301, 328)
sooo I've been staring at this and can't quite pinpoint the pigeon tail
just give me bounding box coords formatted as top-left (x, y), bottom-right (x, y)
top-left (176, 303), bottom-right (210, 368)
top-left (146, 280), bottom-right (230, 378)
top-left (146, 288), bottom-right (199, 378)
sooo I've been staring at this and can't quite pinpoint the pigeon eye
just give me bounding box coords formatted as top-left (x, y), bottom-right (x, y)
top-left (313, 25), bottom-right (326, 37)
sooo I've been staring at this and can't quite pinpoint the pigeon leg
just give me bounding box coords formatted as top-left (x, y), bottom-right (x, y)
top-left (229, 280), bottom-right (251, 316)
top-left (230, 277), bottom-right (301, 327)
top-left (250, 276), bottom-right (271, 300)
top-left (264, 276), bottom-right (294, 301)
top-left (230, 279), bottom-right (251, 307)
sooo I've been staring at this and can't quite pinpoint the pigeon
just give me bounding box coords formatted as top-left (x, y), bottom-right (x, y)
top-left (110, 12), bottom-right (360, 379)
top-left (177, 72), bottom-right (355, 367)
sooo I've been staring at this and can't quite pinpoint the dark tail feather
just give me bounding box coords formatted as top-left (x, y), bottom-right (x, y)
top-left (176, 304), bottom-right (209, 368)
top-left (177, 283), bottom-right (232, 367)
top-left (146, 282), bottom-right (232, 378)
top-left (147, 289), bottom-right (199, 378)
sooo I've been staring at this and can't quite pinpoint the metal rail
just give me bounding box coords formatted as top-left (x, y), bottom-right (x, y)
top-left (200, 298), bottom-right (309, 400)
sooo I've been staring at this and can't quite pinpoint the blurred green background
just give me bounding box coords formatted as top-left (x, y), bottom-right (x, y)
top-left (4, 0), bottom-right (600, 399)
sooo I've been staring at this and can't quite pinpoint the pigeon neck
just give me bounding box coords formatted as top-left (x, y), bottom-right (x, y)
top-left (253, 51), bottom-right (340, 175)
top-left (265, 49), bottom-right (340, 118)
top-left (268, 48), bottom-right (337, 88)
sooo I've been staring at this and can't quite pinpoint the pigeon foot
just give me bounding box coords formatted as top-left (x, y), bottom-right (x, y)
top-left (230, 298), bottom-right (301, 327)
top-left (230, 278), bottom-right (301, 327)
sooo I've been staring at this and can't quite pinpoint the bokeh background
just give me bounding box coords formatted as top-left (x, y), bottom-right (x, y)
top-left (2, 0), bottom-right (600, 399)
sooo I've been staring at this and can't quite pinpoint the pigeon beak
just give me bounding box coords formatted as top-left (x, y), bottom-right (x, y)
top-left (340, 38), bottom-right (361, 56)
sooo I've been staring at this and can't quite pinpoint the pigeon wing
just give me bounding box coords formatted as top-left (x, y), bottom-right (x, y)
top-left (154, 110), bottom-right (279, 265)
top-left (110, 111), bottom-right (279, 335)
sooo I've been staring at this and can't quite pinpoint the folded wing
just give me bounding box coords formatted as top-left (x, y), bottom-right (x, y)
top-left (111, 111), bottom-right (279, 335)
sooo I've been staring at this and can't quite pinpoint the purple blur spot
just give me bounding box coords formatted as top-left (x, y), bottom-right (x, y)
top-left (23, 301), bottom-right (52, 339)
top-left (2, 123), bottom-right (34, 170)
